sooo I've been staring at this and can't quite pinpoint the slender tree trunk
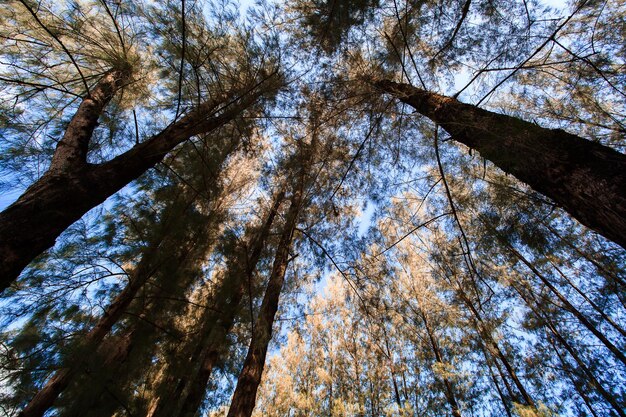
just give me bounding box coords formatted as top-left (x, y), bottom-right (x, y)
top-left (419, 311), bottom-right (463, 417)
top-left (225, 190), bottom-right (302, 417)
top-left (514, 285), bottom-right (626, 417)
top-left (148, 189), bottom-right (286, 417)
top-left (543, 223), bottom-right (626, 288)
top-left (504, 242), bottom-right (626, 366)
top-left (482, 350), bottom-right (514, 417)
top-left (18, 242), bottom-right (164, 417)
top-left (449, 273), bottom-right (536, 408)
top-left (55, 237), bottom-right (201, 417)
top-left (376, 80), bottom-right (626, 249)
top-left (550, 261), bottom-right (626, 338)
top-left (549, 336), bottom-right (600, 417)
top-left (0, 76), bottom-right (275, 290)
top-left (58, 206), bottom-right (227, 416)
top-left (225, 122), bottom-right (319, 417)
top-left (380, 326), bottom-right (402, 410)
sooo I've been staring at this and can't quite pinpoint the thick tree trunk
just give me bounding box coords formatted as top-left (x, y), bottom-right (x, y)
top-left (0, 77), bottom-right (273, 291)
top-left (376, 80), bottom-right (626, 249)
top-left (226, 187), bottom-right (303, 417)
top-left (148, 189), bottom-right (286, 417)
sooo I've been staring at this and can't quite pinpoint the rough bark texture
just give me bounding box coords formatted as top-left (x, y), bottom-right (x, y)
top-left (376, 80), bottom-right (626, 249)
top-left (148, 189), bottom-right (286, 417)
top-left (0, 76), bottom-right (273, 291)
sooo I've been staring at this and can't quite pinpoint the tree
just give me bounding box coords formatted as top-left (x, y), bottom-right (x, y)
top-left (16, 117), bottom-right (251, 417)
top-left (1, 1), bottom-right (625, 416)
top-left (374, 80), bottom-right (626, 249)
top-left (146, 187), bottom-right (286, 417)
top-left (0, 0), bottom-right (281, 289)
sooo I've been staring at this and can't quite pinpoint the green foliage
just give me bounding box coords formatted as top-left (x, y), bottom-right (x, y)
top-left (1, 1), bottom-right (625, 417)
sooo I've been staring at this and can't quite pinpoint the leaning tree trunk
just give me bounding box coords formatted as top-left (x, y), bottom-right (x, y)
top-left (18, 188), bottom-right (211, 417)
top-left (224, 126), bottom-right (321, 417)
top-left (513, 283), bottom-right (626, 417)
top-left (18, 132), bottom-right (241, 417)
top-left (375, 80), bottom-right (626, 249)
top-left (443, 268), bottom-right (536, 409)
top-left (225, 187), bottom-right (302, 417)
top-left (419, 310), bottom-right (463, 417)
top-left (148, 188), bottom-right (286, 417)
top-left (0, 73), bottom-right (276, 291)
top-left (17, 240), bottom-right (165, 417)
top-left (68, 200), bottom-right (229, 417)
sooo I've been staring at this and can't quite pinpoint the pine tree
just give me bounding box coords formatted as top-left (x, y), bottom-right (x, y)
top-left (0, 0), bottom-right (282, 288)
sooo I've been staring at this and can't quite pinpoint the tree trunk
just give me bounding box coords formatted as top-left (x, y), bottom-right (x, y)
top-left (448, 273), bottom-right (536, 408)
top-left (419, 311), bottom-right (463, 417)
top-left (148, 189), bottom-right (286, 417)
top-left (225, 122), bottom-right (319, 417)
top-left (504, 242), bottom-right (626, 366)
top-left (376, 80), bottom-right (626, 249)
top-left (226, 187), bottom-right (304, 417)
top-left (0, 76), bottom-right (275, 290)
top-left (19, 133), bottom-right (240, 417)
top-left (18, 243), bottom-right (163, 417)
top-left (513, 284), bottom-right (626, 417)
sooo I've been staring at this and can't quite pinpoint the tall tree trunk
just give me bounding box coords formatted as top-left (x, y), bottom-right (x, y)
top-left (225, 121), bottom-right (320, 417)
top-left (0, 75), bottom-right (276, 290)
top-left (481, 347), bottom-right (514, 417)
top-left (225, 187), bottom-right (303, 417)
top-left (376, 80), bottom-right (626, 249)
top-left (549, 336), bottom-right (600, 417)
top-left (380, 326), bottom-right (403, 410)
top-left (19, 134), bottom-right (239, 417)
top-left (419, 310), bottom-right (463, 417)
top-left (513, 284), bottom-right (626, 417)
top-left (148, 188), bottom-right (286, 417)
top-left (448, 273), bottom-right (536, 408)
top-left (503, 241), bottom-right (626, 366)
top-left (18, 239), bottom-right (164, 417)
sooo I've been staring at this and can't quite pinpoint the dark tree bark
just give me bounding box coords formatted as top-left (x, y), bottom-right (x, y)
top-left (0, 74), bottom-right (276, 291)
top-left (225, 188), bottom-right (302, 417)
top-left (18, 191), bottom-right (205, 417)
top-left (419, 310), bottom-right (463, 417)
top-left (148, 188), bottom-right (286, 417)
top-left (376, 80), bottom-right (626, 249)
top-left (59, 237), bottom-right (206, 417)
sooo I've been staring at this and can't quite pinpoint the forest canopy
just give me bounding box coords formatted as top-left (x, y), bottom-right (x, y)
top-left (0, 0), bottom-right (624, 416)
